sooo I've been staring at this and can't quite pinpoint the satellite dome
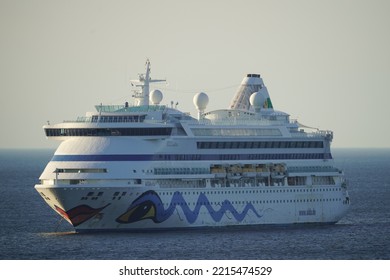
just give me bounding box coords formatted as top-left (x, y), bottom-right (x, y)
top-left (150, 89), bottom-right (163, 105)
top-left (249, 91), bottom-right (265, 112)
top-left (193, 92), bottom-right (209, 110)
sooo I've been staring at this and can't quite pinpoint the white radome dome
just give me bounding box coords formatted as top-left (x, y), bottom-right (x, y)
top-left (250, 91), bottom-right (265, 112)
top-left (193, 92), bottom-right (209, 110)
top-left (150, 89), bottom-right (163, 105)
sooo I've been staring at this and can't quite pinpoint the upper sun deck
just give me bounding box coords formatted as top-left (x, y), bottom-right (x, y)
top-left (62, 103), bottom-right (191, 124)
top-left (51, 102), bottom-right (332, 140)
top-left (44, 105), bottom-right (332, 142)
top-left (43, 60), bottom-right (333, 142)
top-left (95, 104), bottom-right (166, 113)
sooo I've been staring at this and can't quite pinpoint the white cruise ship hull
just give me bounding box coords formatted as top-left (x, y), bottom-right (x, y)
top-left (35, 183), bottom-right (350, 232)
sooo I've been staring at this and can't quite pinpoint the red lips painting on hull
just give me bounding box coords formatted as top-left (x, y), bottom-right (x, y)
top-left (55, 204), bottom-right (110, 227)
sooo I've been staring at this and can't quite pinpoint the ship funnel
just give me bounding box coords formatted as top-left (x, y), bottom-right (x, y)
top-left (230, 74), bottom-right (273, 111)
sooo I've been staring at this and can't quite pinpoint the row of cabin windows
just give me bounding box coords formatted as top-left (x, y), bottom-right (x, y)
top-left (45, 127), bottom-right (172, 137)
top-left (55, 168), bottom-right (107, 173)
top-left (82, 187), bottom-right (341, 198)
top-left (91, 115), bottom-right (146, 123)
top-left (154, 167), bottom-right (209, 175)
top-left (158, 188), bottom-right (341, 196)
top-left (192, 128), bottom-right (281, 137)
top-left (155, 153), bottom-right (330, 161)
top-left (159, 198), bottom-right (343, 207)
top-left (80, 195), bottom-right (342, 204)
top-left (78, 188), bottom-right (343, 201)
top-left (197, 141), bottom-right (324, 149)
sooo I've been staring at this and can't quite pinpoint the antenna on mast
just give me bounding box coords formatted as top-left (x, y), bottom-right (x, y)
top-left (130, 59), bottom-right (166, 106)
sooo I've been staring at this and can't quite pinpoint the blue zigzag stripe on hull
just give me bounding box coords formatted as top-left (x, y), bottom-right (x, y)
top-left (116, 190), bottom-right (263, 224)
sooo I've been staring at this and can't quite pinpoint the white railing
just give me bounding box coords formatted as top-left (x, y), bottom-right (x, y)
top-left (291, 130), bottom-right (333, 138)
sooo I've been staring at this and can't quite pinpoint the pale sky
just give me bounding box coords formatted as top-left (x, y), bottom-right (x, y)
top-left (1, 0), bottom-right (389, 149)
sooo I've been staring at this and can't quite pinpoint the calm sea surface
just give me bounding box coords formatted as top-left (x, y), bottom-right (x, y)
top-left (0, 148), bottom-right (389, 260)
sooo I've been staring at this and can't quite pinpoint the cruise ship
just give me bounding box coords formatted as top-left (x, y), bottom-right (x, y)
top-left (35, 60), bottom-right (350, 232)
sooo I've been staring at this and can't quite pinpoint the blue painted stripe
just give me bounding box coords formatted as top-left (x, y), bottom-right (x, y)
top-left (51, 153), bottom-right (332, 162)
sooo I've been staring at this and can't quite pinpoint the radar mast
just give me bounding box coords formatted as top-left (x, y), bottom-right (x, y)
top-left (131, 59), bottom-right (166, 106)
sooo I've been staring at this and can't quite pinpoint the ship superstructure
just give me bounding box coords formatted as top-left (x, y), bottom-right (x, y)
top-left (35, 60), bottom-right (350, 232)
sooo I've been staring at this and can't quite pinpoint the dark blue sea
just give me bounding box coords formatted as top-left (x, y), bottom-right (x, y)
top-left (0, 148), bottom-right (389, 260)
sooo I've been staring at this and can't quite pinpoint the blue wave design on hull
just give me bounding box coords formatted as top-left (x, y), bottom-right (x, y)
top-left (116, 190), bottom-right (263, 224)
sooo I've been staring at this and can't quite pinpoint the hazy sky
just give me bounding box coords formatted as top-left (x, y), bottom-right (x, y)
top-left (1, 0), bottom-right (389, 149)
